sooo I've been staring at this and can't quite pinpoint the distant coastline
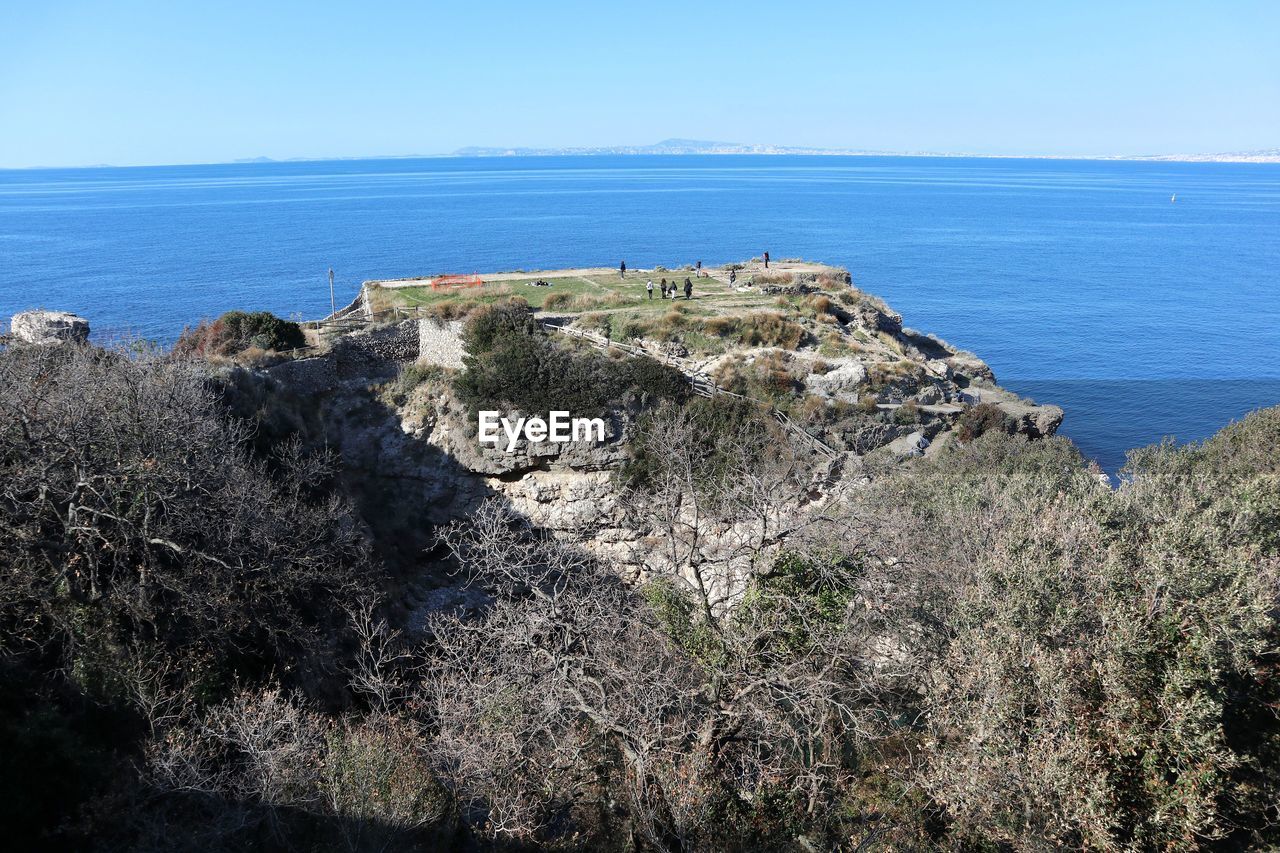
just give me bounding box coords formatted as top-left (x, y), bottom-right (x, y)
top-left (445, 138), bottom-right (1280, 164)
top-left (7, 139), bottom-right (1279, 170)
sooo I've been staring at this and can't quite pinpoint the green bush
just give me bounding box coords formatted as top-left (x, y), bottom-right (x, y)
top-left (955, 401), bottom-right (1012, 442)
top-left (175, 310), bottom-right (305, 357)
top-left (863, 422), bottom-right (1280, 849)
top-left (625, 356), bottom-right (691, 405)
top-left (455, 300), bottom-right (687, 417)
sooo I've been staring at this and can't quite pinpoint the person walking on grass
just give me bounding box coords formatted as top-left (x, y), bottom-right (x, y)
top-left (660, 279), bottom-right (668, 298)
top-left (763, 251), bottom-right (770, 269)
top-left (729, 268), bottom-right (737, 286)
top-left (620, 260), bottom-right (626, 279)
top-left (684, 277), bottom-right (692, 300)
top-left (696, 260), bottom-right (702, 277)
top-left (646, 279), bottom-right (654, 299)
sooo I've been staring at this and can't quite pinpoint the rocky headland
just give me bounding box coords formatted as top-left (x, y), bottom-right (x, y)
top-left (89, 259), bottom-right (1059, 617)
top-left (7, 261), bottom-right (1064, 609)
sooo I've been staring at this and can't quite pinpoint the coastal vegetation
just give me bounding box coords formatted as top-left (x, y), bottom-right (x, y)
top-left (454, 300), bottom-right (690, 417)
top-left (2, 264), bottom-right (1276, 852)
top-left (175, 309), bottom-right (306, 358)
top-left (2, 330), bottom-right (1278, 851)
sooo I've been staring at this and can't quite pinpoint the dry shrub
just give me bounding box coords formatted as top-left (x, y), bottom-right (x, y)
top-left (807, 294), bottom-right (833, 315)
top-left (818, 332), bottom-right (860, 358)
top-left (739, 312), bottom-right (806, 349)
top-left (704, 312), bottom-right (805, 350)
top-left (236, 345), bottom-right (274, 368)
top-left (816, 269), bottom-right (853, 290)
top-left (704, 315), bottom-right (739, 337)
top-left (753, 271), bottom-right (795, 285)
top-left (577, 311), bottom-right (611, 336)
top-left (543, 291), bottom-right (631, 312)
top-left (713, 351), bottom-right (800, 403)
top-left (794, 393), bottom-right (830, 423)
top-left (542, 291), bottom-right (573, 310)
top-left (893, 399), bottom-right (921, 425)
top-left (430, 292), bottom-right (526, 321)
top-left (427, 300), bottom-right (475, 321)
top-left (955, 402), bottom-right (1014, 442)
top-left (867, 359), bottom-right (919, 388)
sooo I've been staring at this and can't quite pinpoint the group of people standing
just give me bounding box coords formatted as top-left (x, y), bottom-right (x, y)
top-left (618, 252), bottom-right (771, 300)
top-left (647, 277), bottom-right (692, 300)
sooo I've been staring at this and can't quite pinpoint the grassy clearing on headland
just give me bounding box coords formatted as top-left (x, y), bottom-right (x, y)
top-left (366, 261), bottom-right (847, 316)
top-left (365, 261), bottom-right (860, 354)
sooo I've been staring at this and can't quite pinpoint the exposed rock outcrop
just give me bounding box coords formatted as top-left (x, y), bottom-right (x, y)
top-left (10, 310), bottom-right (90, 345)
top-left (804, 360), bottom-right (869, 399)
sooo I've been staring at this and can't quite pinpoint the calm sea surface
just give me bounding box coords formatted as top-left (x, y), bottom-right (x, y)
top-left (2, 155), bottom-right (1278, 472)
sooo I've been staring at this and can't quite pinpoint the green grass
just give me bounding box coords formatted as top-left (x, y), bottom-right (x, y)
top-left (371, 270), bottom-right (766, 315)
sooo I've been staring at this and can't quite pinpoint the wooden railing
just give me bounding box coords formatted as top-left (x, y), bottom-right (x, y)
top-left (306, 305), bottom-right (433, 331)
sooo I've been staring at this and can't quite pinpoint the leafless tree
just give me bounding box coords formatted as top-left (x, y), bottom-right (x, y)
top-left (345, 596), bottom-right (415, 714)
top-left (0, 343), bottom-right (376, 696)
top-left (422, 465), bottom-right (899, 849)
top-left (425, 500), bottom-right (703, 846)
top-left (620, 400), bottom-right (840, 613)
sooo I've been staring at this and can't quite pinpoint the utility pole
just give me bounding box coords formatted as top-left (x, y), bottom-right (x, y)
top-left (328, 267), bottom-right (336, 318)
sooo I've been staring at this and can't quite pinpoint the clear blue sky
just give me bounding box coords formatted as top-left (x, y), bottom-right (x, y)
top-left (1, 0), bottom-right (1276, 167)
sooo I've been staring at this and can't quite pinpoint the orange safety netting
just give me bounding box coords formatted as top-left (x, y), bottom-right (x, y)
top-left (430, 274), bottom-right (484, 290)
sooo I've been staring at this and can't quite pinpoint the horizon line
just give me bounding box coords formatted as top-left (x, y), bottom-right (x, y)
top-left (4, 145), bottom-right (1279, 171)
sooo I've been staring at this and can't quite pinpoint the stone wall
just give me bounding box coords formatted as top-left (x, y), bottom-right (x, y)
top-left (354, 320), bottom-right (419, 362)
top-left (417, 318), bottom-right (467, 368)
top-left (264, 319), bottom-right (417, 390)
top-left (264, 356), bottom-right (338, 395)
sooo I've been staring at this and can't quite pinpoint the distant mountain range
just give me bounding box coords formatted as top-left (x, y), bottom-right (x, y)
top-left (448, 139), bottom-right (1280, 163)
top-left (451, 138), bottom-right (865, 157)
top-left (147, 142), bottom-right (1280, 169)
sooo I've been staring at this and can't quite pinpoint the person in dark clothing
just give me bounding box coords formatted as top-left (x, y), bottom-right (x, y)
top-left (763, 251), bottom-right (770, 268)
top-left (696, 260), bottom-right (702, 277)
top-left (684, 278), bottom-right (692, 299)
top-left (620, 260), bottom-right (626, 278)
top-left (660, 279), bottom-right (668, 298)
top-left (729, 268), bottom-right (737, 286)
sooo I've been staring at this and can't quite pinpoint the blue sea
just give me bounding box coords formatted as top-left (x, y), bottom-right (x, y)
top-left (2, 155), bottom-right (1278, 473)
